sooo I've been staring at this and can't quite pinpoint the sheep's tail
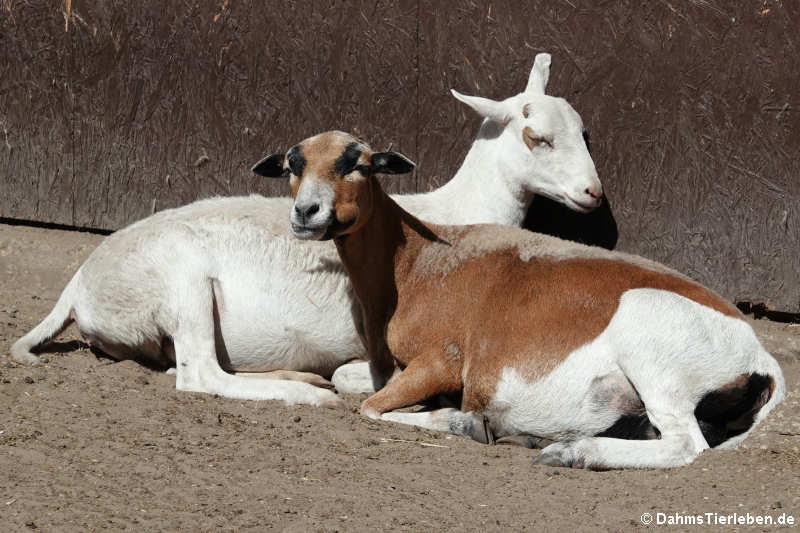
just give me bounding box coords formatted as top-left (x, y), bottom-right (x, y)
top-left (10, 272), bottom-right (80, 364)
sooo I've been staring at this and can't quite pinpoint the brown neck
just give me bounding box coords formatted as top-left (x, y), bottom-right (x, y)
top-left (333, 177), bottom-right (437, 385)
top-left (335, 178), bottom-right (405, 314)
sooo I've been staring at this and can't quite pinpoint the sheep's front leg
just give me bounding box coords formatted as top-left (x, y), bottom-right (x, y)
top-left (234, 370), bottom-right (334, 390)
top-left (380, 408), bottom-right (495, 444)
top-left (167, 367), bottom-right (336, 391)
top-left (360, 349), bottom-right (461, 417)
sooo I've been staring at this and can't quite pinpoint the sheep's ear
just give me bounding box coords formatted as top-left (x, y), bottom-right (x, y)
top-left (251, 154), bottom-right (286, 177)
top-left (371, 152), bottom-right (415, 175)
top-left (450, 89), bottom-right (511, 124)
top-left (526, 53), bottom-right (551, 95)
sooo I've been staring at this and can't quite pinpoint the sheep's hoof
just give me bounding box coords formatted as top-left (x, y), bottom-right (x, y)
top-left (496, 435), bottom-right (554, 449)
top-left (469, 415), bottom-right (495, 445)
top-left (532, 442), bottom-right (585, 468)
top-left (360, 405), bottom-right (382, 419)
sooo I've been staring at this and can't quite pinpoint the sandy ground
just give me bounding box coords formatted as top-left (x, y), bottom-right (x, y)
top-left (1, 222), bottom-right (799, 532)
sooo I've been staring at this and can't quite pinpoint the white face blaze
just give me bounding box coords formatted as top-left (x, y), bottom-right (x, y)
top-left (290, 174), bottom-right (336, 240)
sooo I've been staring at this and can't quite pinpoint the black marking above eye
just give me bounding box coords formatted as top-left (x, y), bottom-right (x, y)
top-left (335, 142), bottom-right (362, 176)
top-left (287, 146), bottom-right (306, 176)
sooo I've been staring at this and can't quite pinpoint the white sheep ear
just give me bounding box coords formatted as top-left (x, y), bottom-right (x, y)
top-left (526, 53), bottom-right (551, 95)
top-left (450, 89), bottom-right (510, 124)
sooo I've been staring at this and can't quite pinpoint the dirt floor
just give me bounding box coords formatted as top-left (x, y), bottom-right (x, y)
top-left (1, 222), bottom-right (799, 532)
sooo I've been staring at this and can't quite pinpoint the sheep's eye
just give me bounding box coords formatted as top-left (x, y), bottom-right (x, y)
top-left (282, 167), bottom-right (291, 177)
top-left (523, 127), bottom-right (553, 151)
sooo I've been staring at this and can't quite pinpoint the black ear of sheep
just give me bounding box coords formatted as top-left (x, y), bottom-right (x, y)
top-left (251, 154), bottom-right (286, 177)
top-left (370, 152), bottom-right (415, 175)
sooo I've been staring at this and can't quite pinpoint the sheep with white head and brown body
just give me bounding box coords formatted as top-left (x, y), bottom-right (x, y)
top-left (261, 130), bottom-right (785, 469)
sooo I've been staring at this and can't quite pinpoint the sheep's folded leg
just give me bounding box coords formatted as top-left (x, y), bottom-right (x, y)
top-left (234, 370), bottom-right (334, 390)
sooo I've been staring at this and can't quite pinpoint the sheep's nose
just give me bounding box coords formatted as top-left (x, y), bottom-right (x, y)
top-left (585, 184), bottom-right (603, 200)
top-left (294, 203), bottom-right (320, 221)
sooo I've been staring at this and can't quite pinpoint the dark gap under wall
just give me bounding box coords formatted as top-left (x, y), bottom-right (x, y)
top-left (0, 217), bottom-right (114, 236)
top-left (736, 302), bottom-right (800, 324)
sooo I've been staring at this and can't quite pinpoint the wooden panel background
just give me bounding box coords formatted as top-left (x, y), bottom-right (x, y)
top-left (1, 1), bottom-right (798, 311)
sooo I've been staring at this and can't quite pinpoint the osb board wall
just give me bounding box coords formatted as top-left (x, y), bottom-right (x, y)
top-left (1, 1), bottom-right (798, 311)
